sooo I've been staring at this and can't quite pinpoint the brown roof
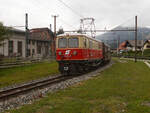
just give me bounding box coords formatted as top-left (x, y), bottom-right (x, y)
top-left (29, 28), bottom-right (54, 41)
top-left (119, 42), bottom-right (126, 50)
top-left (6, 27), bottom-right (25, 33)
top-left (144, 40), bottom-right (150, 45)
top-left (128, 40), bottom-right (143, 47)
top-left (118, 40), bottom-right (143, 50)
top-left (118, 40), bottom-right (132, 50)
top-left (5, 27), bottom-right (25, 36)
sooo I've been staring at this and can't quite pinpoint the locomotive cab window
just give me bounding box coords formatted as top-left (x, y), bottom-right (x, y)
top-left (58, 38), bottom-right (67, 48)
top-left (68, 37), bottom-right (78, 48)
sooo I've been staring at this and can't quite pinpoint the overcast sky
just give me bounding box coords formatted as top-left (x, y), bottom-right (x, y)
top-left (0, 0), bottom-right (150, 35)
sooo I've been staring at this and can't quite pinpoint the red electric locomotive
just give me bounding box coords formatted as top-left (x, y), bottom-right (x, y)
top-left (56, 33), bottom-right (111, 75)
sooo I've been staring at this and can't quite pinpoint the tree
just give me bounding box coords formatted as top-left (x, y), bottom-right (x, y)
top-left (0, 22), bottom-right (11, 46)
top-left (77, 29), bottom-right (82, 33)
top-left (57, 27), bottom-right (64, 35)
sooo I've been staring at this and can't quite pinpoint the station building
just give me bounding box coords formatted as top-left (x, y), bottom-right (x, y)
top-left (0, 27), bottom-right (54, 58)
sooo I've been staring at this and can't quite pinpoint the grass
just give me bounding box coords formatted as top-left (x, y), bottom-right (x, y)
top-left (6, 58), bottom-right (150, 113)
top-left (0, 57), bottom-right (17, 63)
top-left (112, 49), bottom-right (150, 58)
top-left (0, 61), bottom-right (59, 88)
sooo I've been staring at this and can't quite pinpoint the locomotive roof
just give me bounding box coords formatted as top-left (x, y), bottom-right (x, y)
top-left (58, 33), bottom-right (110, 48)
top-left (57, 33), bottom-right (102, 43)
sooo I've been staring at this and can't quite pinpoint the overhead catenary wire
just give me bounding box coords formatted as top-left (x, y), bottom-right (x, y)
top-left (33, 0), bottom-right (81, 31)
top-left (6, 0), bottom-right (137, 34)
top-left (9, 26), bottom-right (25, 28)
top-left (108, 16), bottom-right (135, 30)
top-left (58, 18), bottom-right (78, 30)
top-left (57, 0), bottom-right (84, 18)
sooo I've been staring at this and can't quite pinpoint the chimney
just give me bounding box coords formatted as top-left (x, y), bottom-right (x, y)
top-left (50, 24), bottom-right (52, 30)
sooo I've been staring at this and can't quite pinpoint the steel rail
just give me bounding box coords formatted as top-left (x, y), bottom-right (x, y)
top-left (0, 75), bottom-right (70, 100)
top-left (0, 62), bottom-right (111, 101)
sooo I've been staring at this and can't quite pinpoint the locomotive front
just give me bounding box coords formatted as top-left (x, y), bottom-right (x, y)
top-left (56, 34), bottom-right (83, 75)
top-left (56, 33), bottom-right (110, 75)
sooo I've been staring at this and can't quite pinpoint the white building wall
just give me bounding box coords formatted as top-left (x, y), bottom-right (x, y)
top-left (12, 38), bottom-right (26, 57)
top-left (0, 35), bottom-right (26, 57)
top-left (0, 40), bottom-right (5, 55)
top-left (144, 43), bottom-right (150, 50)
top-left (0, 44), bottom-right (2, 55)
top-left (1, 36), bottom-right (51, 58)
top-left (27, 40), bottom-right (39, 58)
top-left (0, 40), bottom-right (8, 56)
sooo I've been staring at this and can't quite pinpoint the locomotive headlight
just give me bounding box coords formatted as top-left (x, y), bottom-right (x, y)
top-left (73, 51), bottom-right (77, 55)
top-left (58, 51), bottom-right (62, 55)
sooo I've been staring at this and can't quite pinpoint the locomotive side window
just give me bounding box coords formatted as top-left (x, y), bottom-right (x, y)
top-left (98, 42), bottom-right (102, 49)
top-left (96, 42), bottom-right (99, 49)
top-left (86, 39), bottom-right (89, 48)
top-left (68, 37), bottom-right (78, 48)
top-left (58, 38), bottom-right (67, 48)
top-left (84, 38), bottom-right (87, 48)
top-left (93, 41), bottom-right (96, 49)
top-left (89, 40), bottom-right (93, 49)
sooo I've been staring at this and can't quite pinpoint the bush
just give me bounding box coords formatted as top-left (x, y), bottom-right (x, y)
top-left (143, 49), bottom-right (150, 57)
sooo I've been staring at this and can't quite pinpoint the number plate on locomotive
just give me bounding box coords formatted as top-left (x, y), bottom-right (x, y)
top-left (64, 67), bottom-right (69, 71)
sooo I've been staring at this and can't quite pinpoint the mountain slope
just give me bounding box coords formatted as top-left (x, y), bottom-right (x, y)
top-left (96, 27), bottom-right (150, 49)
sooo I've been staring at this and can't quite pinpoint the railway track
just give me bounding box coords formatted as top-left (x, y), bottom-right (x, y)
top-left (0, 58), bottom-right (55, 69)
top-left (0, 60), bottom-right (42, 69)
top-left (0, 74), bottom-right (76, 101)
top-left (114, 56), bottom-right (150, 60)
top-left (0, 61), bottom-right (113, 113)
top-left (0, 62), bottom-right (111, 101)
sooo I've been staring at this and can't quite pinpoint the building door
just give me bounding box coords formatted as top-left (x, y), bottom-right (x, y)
top-left (45, 46), bottom-right (49, 56)
top-left (18, 41), bottom-right (22, 56)
top-left (8, 40), bottom-right (13, 56)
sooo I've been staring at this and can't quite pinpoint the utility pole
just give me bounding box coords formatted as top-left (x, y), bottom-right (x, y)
top-left (135, 16), bottom-right (138, 62)
top-left (117, 36), bottom-right (120, 56)
top-left (50, 24), bottom-right (52, 30)
top-left (142, 31), bottom-right (144, 56)
top-left (52, 15), bottom-right (59, 56)
top-left (25, 13), bottom-right (29, 57)
top-left (113, 39), bottom-right (117, 54)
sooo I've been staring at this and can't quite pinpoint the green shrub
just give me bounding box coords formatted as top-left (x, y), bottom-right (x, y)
top-left (143, 49), bottom-right (150, 57)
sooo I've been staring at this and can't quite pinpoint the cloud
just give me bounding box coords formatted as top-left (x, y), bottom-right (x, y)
top-left (0, 0), bottom-right (150, 33)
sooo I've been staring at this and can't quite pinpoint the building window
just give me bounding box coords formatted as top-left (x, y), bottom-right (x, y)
top-left (37, 41), bottom-right (42, 46)
top-left (8, 40), bottom-right (13, 56)
top-left (45, 46), bottom-right (49, 55)
top-left (139, 41), bottom-right (141, 44)
top-left (37, 46), bottom-right (41, 54)
top-left (45, 42), bottom-right (48, 46)
top-left (28, 40), bottom-right (31, 44)
top-left (27, 49), bottom-right (31, 56)
top-left (32, 40), bottom-right (35, 45)
top-left (44, 32), bottom-right (47, 39)
top-left (18, 41), bottom-right (22, 56)
top-left (32, 49), bottom-right (35, 56)
top-left (146, 45), bottom-right (150, 48)
top-left (32, 49), bottom-right (35, 54)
